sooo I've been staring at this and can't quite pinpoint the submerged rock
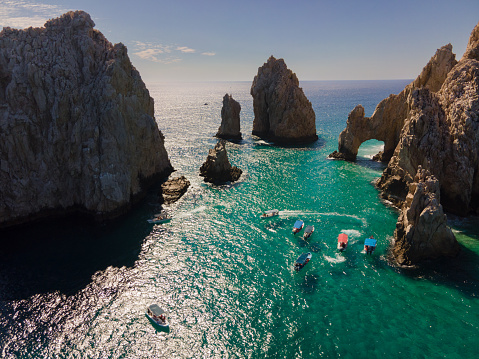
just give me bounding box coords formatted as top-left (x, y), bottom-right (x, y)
top-left (0, 11), bottom-right (173, 228)
top-left (251, 56), bottom-right (317, 144)
top-left (393, 167), bottom-right (460, 265)
top-left (216, 94), bottom-right (241, 140)
top-left (199, 140), bottom-right (242, 184)
top-left (159, 176), bottom-right (190, 204)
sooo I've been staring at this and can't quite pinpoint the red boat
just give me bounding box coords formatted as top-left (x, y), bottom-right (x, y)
top-left (337, 233), bottom-right (348, 252)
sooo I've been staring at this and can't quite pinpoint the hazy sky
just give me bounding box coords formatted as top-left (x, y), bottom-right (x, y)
top-left (1, 0), bottom-right (479, 82)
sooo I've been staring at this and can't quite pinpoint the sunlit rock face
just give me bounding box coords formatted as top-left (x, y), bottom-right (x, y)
top-left (329, 43), bottom-right (457, 162)
top-left (393, 167), bottom-right (460, 265)
top-left (250, 56), bottom-right (317, 144)
top-left (216, 93), bottom-right (241, 140)
top-left (199, 140), bottom-right (242, 184)
top-left (0, 11), bottom-right (173, 228)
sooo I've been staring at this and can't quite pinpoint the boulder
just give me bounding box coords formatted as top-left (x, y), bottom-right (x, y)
top-left (0, 11), bottom-right (173, 228)
top-left (199, 140), bottom-right (242, 184)
top-left (250, 56), bottom-right (317, 144)
top-left (216, 94), bottom-right (241, 140)
top-left (393, 167), bottom-right (460, 265)
top-left (159, 176), bottom-right (190, 204)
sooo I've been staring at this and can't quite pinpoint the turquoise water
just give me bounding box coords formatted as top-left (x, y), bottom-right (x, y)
top-left (1, 81), bottom-right (478, 358)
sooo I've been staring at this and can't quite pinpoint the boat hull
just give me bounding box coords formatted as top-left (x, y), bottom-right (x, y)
top-left (145, 313), bottom-right (170, 332)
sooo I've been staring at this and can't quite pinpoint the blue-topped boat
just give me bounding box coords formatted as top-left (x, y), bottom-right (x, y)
top-left (292, 220), bottom-right (304, 234)
top-left (364, 237), bottom-right (377, 255)
top-left (294, 252), bottom-right (312, 271)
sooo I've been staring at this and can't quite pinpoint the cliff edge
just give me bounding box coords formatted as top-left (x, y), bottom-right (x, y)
top-left (0, 11), bottom-right (173, 228)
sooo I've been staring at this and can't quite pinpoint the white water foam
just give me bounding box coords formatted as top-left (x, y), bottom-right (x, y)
top-left (279, 211), bottom-right (366, 225)
top-left (324, 253), bottom-right (347, 264)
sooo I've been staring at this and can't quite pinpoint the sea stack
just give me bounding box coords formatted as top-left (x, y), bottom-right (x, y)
top-left (250, 56), bottom-right (317, 144)
top-left (199, 140), bottom-right (242, 184)
top-left (393, 167), bottom-right (460, 265)
top-left (216, 94), bottom-right (241, 140)
top-left (0, 11), bottom-right (173, 228)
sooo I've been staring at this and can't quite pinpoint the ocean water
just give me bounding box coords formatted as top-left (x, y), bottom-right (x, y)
top-left (1, 80), bottom-right (478, 358)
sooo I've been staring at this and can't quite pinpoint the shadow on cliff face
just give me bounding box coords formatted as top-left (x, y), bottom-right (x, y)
top-left (0, 202), bottom-right (157, 301)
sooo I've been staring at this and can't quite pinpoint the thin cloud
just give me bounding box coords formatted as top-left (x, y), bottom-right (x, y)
top-left (132, 42), bottom-right (181, 64)
top-left (202, 52), bottom-right (216, 56)
top-left (0, 0), bottom-right (68, 28)
top-left (176, 46), bottom-right (195, 53)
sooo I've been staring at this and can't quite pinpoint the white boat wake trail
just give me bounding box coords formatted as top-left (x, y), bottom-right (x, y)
top-left (324, 253), bottom-right (347, 264)
top-left (176, 205), bottom-right (207, 219)
top-left (279, 211), bottom-right (366, 225)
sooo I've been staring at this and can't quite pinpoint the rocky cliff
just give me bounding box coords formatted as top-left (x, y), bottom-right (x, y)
top-left (251, 56), bottom-right (317, 144)
top-left (199, 140), bottom-right (242, 184)
top-left (0, 11), bottom-right (173, 228)
top-left (393, 167), bottom-right (459, 265)
top-left (329, 21), bottom-right (479, 263)
top-left (329, 44), bottom-right (457, 162)
top-left (216, 94), bottom-right (241, 140)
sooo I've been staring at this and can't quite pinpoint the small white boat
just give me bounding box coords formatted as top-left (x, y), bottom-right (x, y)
top-left (260, 209), bottom-right (279, 219)
top-left (146, 304), bottom-right (169, 330)
top-left (294, 252), bottom-right (312, 271)
top-left (147, 213), bottom-right (171, 224)
top-left (292, 220), bottom-right (304, 234)
top-left (303, 225), bottom-right (314, 239)
top-left (337, 233), bottom-right (348, 252)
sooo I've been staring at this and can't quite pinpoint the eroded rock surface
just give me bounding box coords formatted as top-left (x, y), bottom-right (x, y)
top-left (216, 94), bottom-right (241, 140)
top-left (159, 176), bottom-right (190, 204)
top-left (0, 11), bottom-right (173, 228)
top-left (251, 56), bottom-right (317, 144)
top-left (199, 140), bottom-right (242, 184)
top-left (393, 167), bottom-right (459, 265)
top-left (329, 44), bottom-right (457, 162)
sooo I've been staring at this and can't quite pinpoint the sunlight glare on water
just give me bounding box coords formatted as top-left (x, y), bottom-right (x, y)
top-left (1, 81), bottom-right (478, 358)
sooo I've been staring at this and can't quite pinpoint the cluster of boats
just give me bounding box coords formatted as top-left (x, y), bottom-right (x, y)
top-left (260, 209), bottom-right (378, 271)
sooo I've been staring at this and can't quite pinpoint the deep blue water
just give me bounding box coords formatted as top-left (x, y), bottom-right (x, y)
top-left (0, 80), bottom-right (478, 358)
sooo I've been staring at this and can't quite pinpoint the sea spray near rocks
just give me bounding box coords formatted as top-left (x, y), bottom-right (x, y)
top-left (0, 11), bottom-right (172, 228)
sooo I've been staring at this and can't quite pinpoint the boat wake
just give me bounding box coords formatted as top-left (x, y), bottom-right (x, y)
top-left (324, 253), bottom-right (347, 264)
top-left (279, 211), bottom-right (366, 225)
top-left (175, 205), bottom-right (207, 219)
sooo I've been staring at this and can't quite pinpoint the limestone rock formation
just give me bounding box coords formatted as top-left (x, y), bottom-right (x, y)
top-left (216, 94), bottom-right (241, 140)
top-left (251, 56), bottom-right (317, 144)
top-left (159, 176), bottom-right (190, 204)
top-left (199, 140), bottom-right (242, 184)
top-left (329, 21), bottom-right (479, 263)
top-left (393, 167), bottom-right (460, 265)
top-left (329, 44), bottom-right (457, 162)
top-left (0, 11), bottom-right (173, 228)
